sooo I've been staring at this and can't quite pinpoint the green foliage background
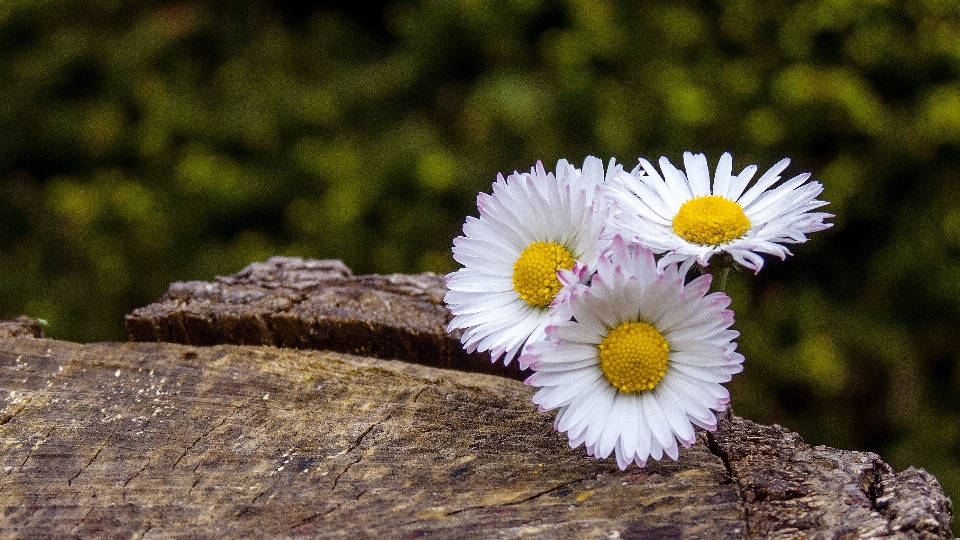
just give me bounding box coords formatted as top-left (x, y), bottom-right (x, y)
top-left (1, 0), bottom-right (959, 526)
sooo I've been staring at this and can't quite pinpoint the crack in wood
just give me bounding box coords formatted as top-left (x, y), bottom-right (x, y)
top-left (171, 405), bottom-right (240, 470)
top-left (71, 505), bottom-right (95, 535)
top-left (68, 444), bottom-right (103, 486)
top-left (285, 503), bottom-right (341, 533)
top-left (862, 459), bottom-right (885, 510)
top-left (330, 413), bottom-right (392, 491)
top-left (705, 420), bottom-right (754, 538)
top-left (187, 477), bottom-right (201, 495)
top-left (235, 490), bottom-right (272, 519)
top-left (172, 433), bottom-right (204, 471)
top-left (15, 445), bottom-right (34, 474)
top-left (285, 511), bottom-right (325, 532)
top-left (0, 395), bottom-right (31, 426)
top-left (331, 456), bottom-right (362, 490)
top-left (444, 472), bottom-right (607, 516)
top-left (350, 417), bottom-right (386, 452)
top-left (9, 426), bottom-right (53, 479)
top-left (248, 490), bottom-right (266, 506)
top-left (121, 459), bottom-right (152, 488)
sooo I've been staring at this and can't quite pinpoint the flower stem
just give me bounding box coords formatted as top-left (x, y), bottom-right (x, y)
top-left (717, 267), bottom-right (730, 292)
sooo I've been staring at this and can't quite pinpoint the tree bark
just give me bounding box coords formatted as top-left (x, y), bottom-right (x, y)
top-left (0, 257), bottom-right (952, 538)
top-left (125, 257), bottom-right (527, 381)
top-left (0, 316), bottom-right (44, 339)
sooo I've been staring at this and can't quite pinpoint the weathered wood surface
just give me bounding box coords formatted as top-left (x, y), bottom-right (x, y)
top-left (125, 257), bottom-right (526, 381)
top-left (0, 316), bottom-right (44, 339)
top-left (1, 338), bottom-right (744, 538)
top-left (1, 338), bottom-right (952, 539)
top-left (1, 256), bottom-right (953, 538)
top-left (710, 417), bottom-right (954, 539)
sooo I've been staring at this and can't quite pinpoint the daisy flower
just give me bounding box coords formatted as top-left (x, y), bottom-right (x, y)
top-left (605, 151), bottom-right (832, 275)
top-left (521, 236), bottom-right (743, 469)
top-left (444, 157), bottom-right (616, 366)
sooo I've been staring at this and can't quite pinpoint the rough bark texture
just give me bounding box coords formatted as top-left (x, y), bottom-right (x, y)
top-left (125, 257), bottom-right (526, 381)
top-left (0, 316), bottom-right (44, 339)
top-left (708, 415), bottom-right (954, 539)
top-left (0, 256), bottom-right (952, 538)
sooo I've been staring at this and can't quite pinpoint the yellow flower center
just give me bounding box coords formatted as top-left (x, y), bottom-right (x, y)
top-left (672, 195), bottom-right (751, 246)
top-left (598, 321), bottom-right (669, 393)
top-left (512, 241), bottom-right (575, 308)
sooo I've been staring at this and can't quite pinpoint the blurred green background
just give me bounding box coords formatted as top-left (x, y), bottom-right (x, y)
top-left (1, 0), bottom-right (958, 526)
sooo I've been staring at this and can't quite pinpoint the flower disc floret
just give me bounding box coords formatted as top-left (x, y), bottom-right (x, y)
top-left (672, 195), bottom-right (750, 246)
top-left (513, 241), bottom-right (575, 308)
top-left (598, 321), bottom-right (669, 393)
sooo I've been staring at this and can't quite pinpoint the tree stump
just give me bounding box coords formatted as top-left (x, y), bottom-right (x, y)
top-left (0, 257), bottom-right (952, 538)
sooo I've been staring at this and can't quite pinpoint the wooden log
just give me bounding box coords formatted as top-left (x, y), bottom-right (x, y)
top-left (0, 338), bottom-right (951, 538)
top-left (2, 256), bottom-right (952, 537)
top-left (1, 338), bottom-right (744, 538)
top-left (125, 257), bottom-right (527, 381)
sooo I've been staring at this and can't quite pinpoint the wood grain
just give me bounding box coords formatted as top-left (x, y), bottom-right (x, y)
top-left (0, 256), bottom-right (951, 538)
top-left (125, 257), bottom-right (527, 381)
top-left (1, 338), bottom-right (744, 539)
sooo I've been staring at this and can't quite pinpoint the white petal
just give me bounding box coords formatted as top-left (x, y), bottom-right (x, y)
top-left (445, 290), bottom-right (519, 315)
top-left (533, 369), bottom-right (606, 410)
top-left (712, 152), bottom-right (734, 198)
top-left (640, 391), bottom-right (677, 452)
top-left (555, 377), bottom-right (616, 433)
top-left (669, 362), bottom-right (733, 383)
top-left (580, 384), bottom-right (618, 449)
top-left (659, 155), bottom-right (694, 203)
top-left (596, 392), bottom-right (632, 459)
top-left (652, 387), bottom-right (695, 446)
top-left (737, 157), bottom-right (791, 208)
top-left (683, 152), bottom-right (712, 197)
top-left (638, 158), bottom-right (682, 212)
top-left (727, 163), bottom-right (758, 201)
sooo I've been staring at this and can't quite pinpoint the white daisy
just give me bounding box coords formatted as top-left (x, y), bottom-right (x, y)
top-left (444, 156), bottom-right (617, 366)
top-left (521, 236), bottom-right (744, 470)
top-left (605, 151), bottom-right (833, 275)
